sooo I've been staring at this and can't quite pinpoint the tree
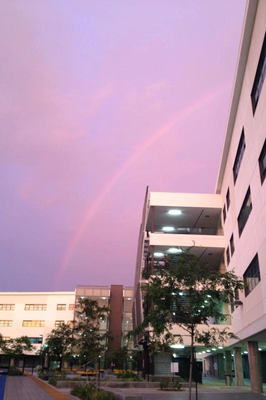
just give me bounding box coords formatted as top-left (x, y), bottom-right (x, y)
top-left (42, 323), bottom-right (76, 367)
top-left (135, 250), bottom-right (244, 400)
top-left (2, 336), bottom-right (33, 366)
top-left (75, 298), bottom-right (110, 368)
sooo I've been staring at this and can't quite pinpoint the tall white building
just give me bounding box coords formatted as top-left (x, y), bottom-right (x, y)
top-left (133, 0), bottom-right (266, 393)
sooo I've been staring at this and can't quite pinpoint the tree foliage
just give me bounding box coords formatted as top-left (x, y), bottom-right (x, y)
top-left (2, 336), bottom-right (33, 355)
top-left (135, 249), bottom-right (244, 399)
top-left (42, 323), bottom-right (76, 358)
top-left (75, 298), bottom-right (110, 364)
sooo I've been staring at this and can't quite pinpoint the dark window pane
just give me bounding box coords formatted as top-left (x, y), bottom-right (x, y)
top-left (238, 187), bottom-right (252, 236)
top-left (226, 188), bottom-right (230, 210)
top-left (230, 234), bottom-right (235, 256)
top-left (251, 32), bottom-right (266, 113)
top-left (244, 254), bottom-right (260, 296)
top-left (259, 139), bottom-right (266, 184)
top-left (226, 247), bottom-right (230, 265)
top-left (233, 130), bottom-right (246, 183)
top-left (223, 205), bottom-right (226, 223)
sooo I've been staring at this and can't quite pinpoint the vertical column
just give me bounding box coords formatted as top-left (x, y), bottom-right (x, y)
top-left (234, 347), bottom-right (244, 386)
top-left (225, 351), bottom-right (232, 386)
top-left (247, 341), bottom-right (263, 393)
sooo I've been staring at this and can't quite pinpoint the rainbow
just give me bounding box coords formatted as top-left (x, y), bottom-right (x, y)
top-left (54, 83), bottom-right (231, 286)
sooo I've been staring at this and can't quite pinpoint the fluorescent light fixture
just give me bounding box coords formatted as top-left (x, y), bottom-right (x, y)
top-left (207, 295), bottom-right (211, 298)
top-left (168, 210), bottom-right (182, 215)
top-left (154, 252), bottom-right (164, 257)
top-left (170, 344), bottom-right (185, 349)
top-left (202, 351), bottom-right (206, 354)
top-left (168, 248), bottom-right (182, 254)
top-left (179, 292), bottom-right (183, 296)
top-left (204, 300), bottom-right (208, 303)
top-left (162, 227), bottom-right (175, 232)
top-left (218, 346), bottom-right (223, 349)
top-left (259, 348), bottom-right (262, 351)
top-left (212, 348), bottom-right (216, 351)
top-left (206, 350), bottom-right (211, 353)
top-left (173, 353), bottom-right (177, 358)
top-left (244, 351), bottom-right (248, 354)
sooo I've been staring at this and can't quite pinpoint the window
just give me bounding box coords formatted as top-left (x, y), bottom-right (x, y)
top-left (223, 205), bottom-right (226, 223)
top-left (0, 320), bottom-right (12, 327)
top-left (238, 187), bottom-right (252, 236)
top-left (230, 234), bottom-right (235, 256)
top-left (22, 320), bottom-right (45, 327)
top-left (233, 130), bottom-right (246, 183)
top-left (28, 337), bottom-right (43, 344)
top-left (25, 304), bottom-right (47, 311)
top-left (226, 247), bottom-right (230, 265)
top-left (69, 304), bottom-right (75, 310)
top-left (57, 304), bottom-right (66, 311)
top-left (251, 32), bottom-right (266, 113)
top-left (2, 337), bottom-right (10, 341)
top-left (55, 320), bottom-right (65, 327)
top-left (0, 304), bottom-right (15, 311)
top-left (226, 188), bottom-right (230, 210)
top-left (244, 254), bottom-right (260, 296)
top-left (259, 139), bottom-right (266, 184)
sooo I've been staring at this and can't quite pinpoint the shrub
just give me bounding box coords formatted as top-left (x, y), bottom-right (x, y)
top-left (48, 377), bottom-right (58, 387)
top-left (173, 379), bottom-right (182, 390)
top-left (8, 367), bottom-right (23, 376)
top-left (115, 371), bottom-right (140, 381)
top-left (71, 384), bottom-right (115, 400)
top-left (159, 378), bottom-right (170, 390)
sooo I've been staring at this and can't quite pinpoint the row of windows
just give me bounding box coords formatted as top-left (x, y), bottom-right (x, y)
top-left (0, 304), bottom-right (75, 311)
top-left (0, 320), bottom-right (75, 328)
top-left (0, 305), bottom-right (15, 311)
top-left (22, 320), bottom-right (45, 327)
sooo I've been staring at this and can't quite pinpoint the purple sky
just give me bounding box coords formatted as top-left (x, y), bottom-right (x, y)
top-left (0, 1), bottom-right (246, 291)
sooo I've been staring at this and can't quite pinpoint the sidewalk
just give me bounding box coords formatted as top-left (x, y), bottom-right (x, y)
top-left (3, 376), bottom-right (77, 400)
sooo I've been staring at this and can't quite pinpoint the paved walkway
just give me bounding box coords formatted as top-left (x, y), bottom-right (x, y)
top-left (3, 376), bottom-right (76, 400)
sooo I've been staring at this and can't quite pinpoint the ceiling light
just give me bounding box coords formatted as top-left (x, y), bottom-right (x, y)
top-left (202, 351), bottom-right (206, 354)
top-left (207, 295), bottom-right (211, 298)
top-left (218, 346), bottom-right (223, 349)
top-left (168, 210), bottom-right (182, 216)
top-left (206, 350), bottom-right (211, 353)
top-left (162, 227), bottom-right (175, 232)
top-left (204, 300), bottom-right (208, 303)
top-left (179, 292), bottom-right (183, 296)
top-left (259, 348), bottom-right (262, 351)
top-left (170, 344), bottom-right (185, 349)
top-left (212, 348), bottom-right (216, 351)
top-left (154, 252), bottom-right (164, 257)
top-left (168, 248), bottom-right (182, 254)
top-left (244, 351), bottom-right (248, 354)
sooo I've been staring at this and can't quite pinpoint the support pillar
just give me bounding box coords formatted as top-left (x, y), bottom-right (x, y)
top-left (225, 351), bottom-right (232, 386)
top-left (234, 347), bottom-right (244, 386)
top-left (247, 341), bottom-right (263, 393)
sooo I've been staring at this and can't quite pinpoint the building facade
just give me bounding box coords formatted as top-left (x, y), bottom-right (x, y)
top-left (0, 285), bottom-right (133, 360)
top-left (133, 0), bottom-right (266, 392)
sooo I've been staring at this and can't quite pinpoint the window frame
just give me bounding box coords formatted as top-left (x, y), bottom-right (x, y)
top-left (226, 188), bottom-right (230, 210)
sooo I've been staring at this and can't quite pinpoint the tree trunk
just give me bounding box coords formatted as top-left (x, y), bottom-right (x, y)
top-left (188, 332), bottom-right (194, 400)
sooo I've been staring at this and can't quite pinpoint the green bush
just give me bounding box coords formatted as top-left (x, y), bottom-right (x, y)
top-left (159, 378), bottom-right (170, 390)
top-left (71, 384), bottom-right (115, 400)
top-left (48, 377), bottom-right (58, 387)
top-left (173, 379), bottom-right (182, 390)
top-left (115, 371), bottom-right (140, 381)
